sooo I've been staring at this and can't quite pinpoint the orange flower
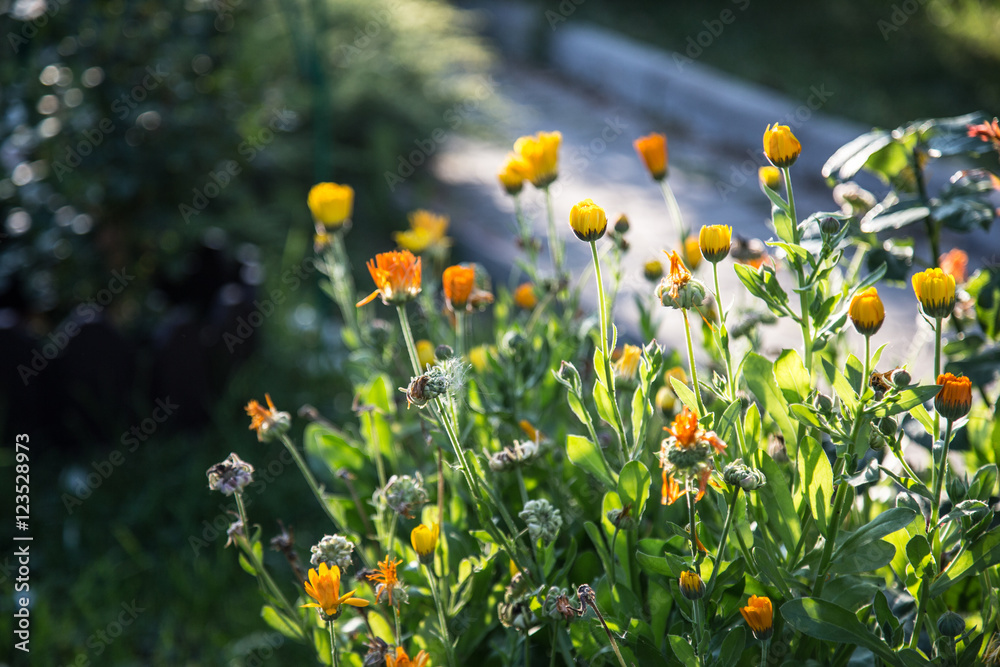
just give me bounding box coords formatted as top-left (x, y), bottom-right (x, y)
top-left (939, 249), bottom-right (969, 284)
top-left (665, 407), bottom-right (700, 449)
top-left (368, 556), bottom-right (403, 606)
top-left (357, 250), bottom-right (422, 307)
top-left (633, 132), bottom-right (668, 181)
top-left (740, 595), bottom-right (773, 640)
top-left (245, 394), bottom-right (290, 442)
top-left (519, 419), bottom-right (543, 443)
top-left (302, 563), bottom-right (369, 619)
top-left (662, 250), bottom-right (692, 300)
top-left (661, 473), bottom-right (687, 506)
top-left (935, 373), bottom-right (972, 422)
top-left (968, 118), bottom-right (1000, 147)
top-left (513, 283), bottom-right (538, 310)
top-left (442, 264), bottom-right (475, 312)
top-left (386, 646), bottom-right (431, 667)
top-left (498, 153), bottom-right (531, 195)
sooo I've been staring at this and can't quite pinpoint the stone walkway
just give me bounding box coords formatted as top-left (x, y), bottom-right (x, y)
top-left (425, 17), bottom-right (999, 383)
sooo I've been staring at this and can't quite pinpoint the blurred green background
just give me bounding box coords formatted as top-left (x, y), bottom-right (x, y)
top-left (1, 0), bottom-right (998, 663)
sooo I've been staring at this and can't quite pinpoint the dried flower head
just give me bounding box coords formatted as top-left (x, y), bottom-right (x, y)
top-left (489, 439), bottom-right (540, 472)
top-left (543, 586), bottom-right (578, 623)
top-left (310, 534), bottom-right (356, 571)
top-left (206, 452), bottom-right (255, 496)
top-left (519, 498), bottom-right (562, 544)
top-left (657, 250), bottom-right (706, 309)
top-left (245, 394), bottom-right (291, 442)
top-left (382, 473), bottom-right (428, 518)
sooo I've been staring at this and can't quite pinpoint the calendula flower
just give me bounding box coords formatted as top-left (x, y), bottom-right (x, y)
top-left (633, 132), bottom-right (668, 181)
top-left (206, 453), bottom-right (255, 496)
top-left (468, 345), bottom-right (494, 372)
top-left (763, 123), bottom-right (801, 169)
top-left (679, 571), bottom-right (705, 600)
top-left (386, 646), bottom-right (431, 667)
top-left (513, 283), bottom-right (538, 310)
top-left (499, 153), bottom-right (531, 195)
top-left (698, 225), bottom-right (732, 264)
top-left (442, 264), bottom-right (475, 312)
top-left (741, 595), bottom-right (773, 640)
top-left (357, 250), bottom-right (422, 307)
top-left (410, 522), bottom-right (440, 565)
top-left (912, 267), bottom-right (956, 319)
top-left (569, 198), bottom-right (608, 242)
top-left (519, 419), bottom-right (543, 443)
top-left (644, 259), bottom-right (664, 282)
top-left (968, 117), bottom-right (1000, 147)
top-left (939, 249), bottom-right (969, 284)
top-left (394, 209), bottom-right (452, 257)
top-left (660, 408), bottom-right (726, 502)
top-left (302, 562), bottom-right (369, 620)
top-left (848, 287), bottom-right (885, 336)
top-left (657, 250), bottom-right (706, 309)
top-left (661, 473), bottom-right (687, 506)
top-left (416, 339), bottom-right (436, 370)
top-left (245, 394), bottom-right (291, 442)
top-left (759, 166), bottom-right (781, 189)
top-left (935, 373), bottom-right (972, 422)
top-left (513, 131), bottom-right (561, 188)
top-left (681, 235), bottom-right (703, 271)
top-left (613, 344), bottom-right (642, 383)
top-left (308, 182), bottom-right (354, 228)
top-left (519, 498), bottom-right (562, 544)
top-left (368, 556), bottom-right (406, 606)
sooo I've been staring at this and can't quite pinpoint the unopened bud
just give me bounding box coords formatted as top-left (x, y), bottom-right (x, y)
top-left (435, 344), bottom-right (455, 360)
top-left (878, 417), bottom-right (897, 438)
top-left (820, 217), bottom-right (841, 235)
top-left (614, 214), bottom-right (630, 234)
top-left (891, 369), bottom-right (911, 387)
top-left (557, 360), bottom-right (582, 393)
top-left (937, 611), bottom-right (965, 638)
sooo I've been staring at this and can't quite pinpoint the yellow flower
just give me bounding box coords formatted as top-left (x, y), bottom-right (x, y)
top-left (395, 210), bottom-right (452, 256)
top-left (763, 124), bottom-right (801, 169)
top-left (498, 153), bottom-right (531, 195)
top-left (912, 267), bottom-right (956, 319)
top-left (357, 250), bottom-right (422, 307)
top-left (468, 345), bottom-right (493, 372)
top-left (386, 646), bottom-right (431, 667)
top-left (308, 183), bottom-right (354, 228)
top-left (644, 259), bottom-right (664, 282)
top-left (410, 522), bottom-right (440, 564)
top-left (613, 344), bottom-right (642, 382)
top-left (939, 249), bottom-right (968, 284)
top-left (679, 571), bottom-right (705, 600)
top-left (368, 556), bottom-right (403, 607)
top-left (758, 166), bottom-right (781, 189)
top-left (935, 373), bottom-right (972, 422)
top-left (848, 287), bottom-right (885, 337)
top-left (416, 339), bottom-right (436, 370)
top-left (513, 131), bottom-right (561, 188)
top-left (301, 563), bottom-right (369, 619)
top-left (698, 225), bottom-right (732, 264)
top-left (569, 198), bottom-right (608, 242)
top-left (682, 235), bottom-right (703, 271)
top-left (633, 132), bottom-right (668, 181)
top-left (442, 264), bottom-right (476, 312)
top-left (513, 283), bottom-right (538, 310)
top-left (740, 595), bottom-right (773, 640)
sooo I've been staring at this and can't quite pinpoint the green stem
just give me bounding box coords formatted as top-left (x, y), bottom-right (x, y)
top-left (931, 419), bottom-right (954, 527)
top-left (397, 305), bottom-right (423, 377)
top-left (686, 478), bottom-right (700, 560)
top-left (328, 230), bottom-right (361, 342)
top-left (393, 603), bottom-right (401, 646)
top-left (590, 240), bottom-right (629, 463)
top-left (681, 309), bottom-right (706, 417)
top-left (425, 566), bottom-right (457, 667)
top-left (812, 456), bottom-right (850, 597)
top-left (330, 620), bottom-right (338, 667)
top-left (706, 489), bottom-right (738, 596)
top-left (455, 310), bottom-right (465, 360)
top-left (712, 261), bottom-right (744, 458)
top-left (234, 492), bottom-right (299, 624)
top-left (909, 592), bottom-right (927, 650)
top-left (933, 316), bottom-right (942, 443)
top-left (609, 526), bottom-right (620, 590)
top-left (863, 335), bottom-right (871, 394)
top-left (784, 166), bottom-right (814, 377)
top-left (544, 186), bottom-right (563, 278)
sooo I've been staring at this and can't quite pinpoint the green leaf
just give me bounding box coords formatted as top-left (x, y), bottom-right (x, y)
top-left (669, 375), bottom-right (700, 414)
top-left (743, 353), bottom-right (798, 455)
top-left (734, 263), bottom-right (790, 317)
top-left (928, 528), bottom-right (1000, 596)
top-left (718, 626), bottom-right (746, 667)
top-left (862, 202), bottom-right (931, 234)
top-left (583, 521), bottom-right (613, 578)
top-left (261, 605), bottom-right (304, 639)
top-left (774, 349), bottom-right (811, 405)
top-left (667, 635), bottom-right (697, 665)
top-left (830, 540), bottom-right (896, 575)
top-left (822, 129), bottom-right (893, 182)
top-left (833, 508), bottom-right (916, 563)
top-left (822, 358), bottom-right (859, 414)
top-left (715, 399), bottom-right (743, 449)
top-left (797, 436), bottom-right (833, 536)
top-left (781, 598), bottom-right (929, 667)
top-left (630, 384), bottom-right (648, 449)
top-left (635, 550), bottom-right (675, 577)
top-left (908, 404), bottom-right (935, 435)
top-left (617, 461), bottom-right (651, 524)
top-left (304, 423), bottom-right (367, 473)
top-left (238, 552), bottom-right (257, 576)
top-left (567, 434), bottom-right (616, 490)
top-left (752, 545), bottom-right (791, 599)
top-left (566, 391), bottom-right (591, 428)
top-left (874, 385), bottom-right (941, 417)
top-left (592, 380), bottom-right (617, 429)
top-left (755, 455), bottom-right (802, 556)
top-left (744, 403), bottom-right (761, 454)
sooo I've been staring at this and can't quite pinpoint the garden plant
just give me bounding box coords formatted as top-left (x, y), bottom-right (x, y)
top-left (207, 114), bottom-right (1000, 666)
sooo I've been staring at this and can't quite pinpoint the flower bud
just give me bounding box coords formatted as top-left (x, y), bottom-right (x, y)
top-left (679, 571), bottom-right (706, 600)
top-left (814, 393), bottom-right (834, 413)
top-left (820, 217), bottom-right (841, 235)
top-left (912, 267), bottom-right (956, 319)
top-left (308, 182), bottom-right (354, 228)
top-left (435, 344), bottom-right (455, 360)
top-left (937, 611), bottom-right (965, 638)
top-left (698, 225), bottom-right (732, 264)
top-left (878, 417), bottom-right (897, 438)
top-left (519, 499), bottom-right (562, 544)
top-left (557, 360), bottom-right (582, 393)
top-left (722, 460), bottom-right (767, 491)
top-left (891, 368), bottom-right (911, 387)
top-left (606, 507), bottom-right (636, 530)
top-left (935, 373), bottom-right (972, 422)
top-left (310, 534), bottom-right (356, 571)
top-left (382, 473), bottom-right (428, 518)
top-left (569, 199), bottom-right (608, 242)
top-left (759, 166), bottom-right (781, 189)
top-left (614, 213), bottom-right (630, 234)
top-left (644, 260), bottom-right (664, 282)
top-left (849, 287), bottom-right (885, 337)
top-left (658, 277), bottom-right (707, 310)
top-left (763, 124), bottom-right (801, 169)
top-left (655, 385), bottom-right (676, 415)
top-left (869, 431), bottom-right (887, 450)
top-left (947, 475), bottom-right (968, 504)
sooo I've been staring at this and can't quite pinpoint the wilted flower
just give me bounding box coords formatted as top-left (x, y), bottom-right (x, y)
top-left (912, 267), bottom-right (956, 319)
top-left (679, 571), bottom-right (705, 600)
top-left (402, 357), bottom-right (467, 408)
top-left (207, 452), bottom-right (255, 496)
top-left (660, 408), bottom-right (726, 502)
top-left (357, 250), bottom-right (422, 307)
top-left (498, 153), bottom-right (531, 195)
top-left (382, 473), bottom-right (429, 518)
top-left (698, 225), bottom-right (732, 264)
top-left (543, 587), bottom-right (578, 622)
top-left (410, 522), bottom-right (439, 565)
top-left (489, 439), bottom-right (539, 471)
top-left (245, 394), bottom-right (291, 442)
top-left (633, 132), bottom-right (668, 181)
top-left (302, 562), bottom-right (369, 620)
top-left (569, 198), bottom-right (608, 242)
top-left (935, 373), bottom-right (972, 422)
top-left (763, 123), bottom-right (801, 169)
top-left (613, 344), bottom-right (642, 383)
top-left (225, 516), bottom-right (244, 548)
top-left (395, 210), bottom-right (451, 256)
top-left (848, 287), bottom-right (885, 336)
top-left (514, 131), bottom-right (561, 188)
top-left (369, 556), bottom-right (407, 606)
top-left (385, 646), bottom-right (430, 667)
top-left (308, 182), bottom-right (354, 228)
top-left (310, 534), bottom-right (356, 571)
top-left (740, 595), bottom-right (773, 640)
top-left (513, 283), bottom-right (538, 310)
top-left (657, 250), bottom-right (706, 309)
top-left (661, 473), bottom-right (687, 506)
top-left (519, 498), bottom-right (562, 544)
